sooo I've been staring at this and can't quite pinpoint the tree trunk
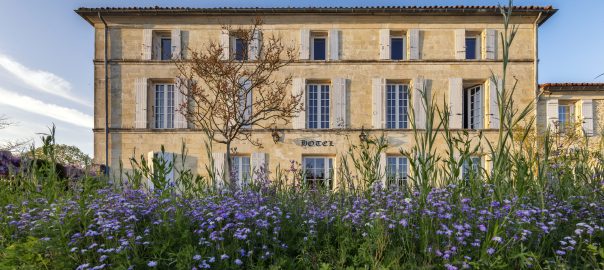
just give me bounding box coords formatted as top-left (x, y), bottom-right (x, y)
top-left (225, 141), bottom-right (233, 189)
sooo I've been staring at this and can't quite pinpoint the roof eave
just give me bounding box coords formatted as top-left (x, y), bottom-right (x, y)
top-left (540, 83), bottom-right (604, 92)
top-left (75, 7), bottom-right (557, 26)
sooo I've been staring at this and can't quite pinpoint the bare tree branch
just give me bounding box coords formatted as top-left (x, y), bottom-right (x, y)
top-left (0, 114), bottom-right (14, 130)
top-left (174, 18), bottom-right (303, 187)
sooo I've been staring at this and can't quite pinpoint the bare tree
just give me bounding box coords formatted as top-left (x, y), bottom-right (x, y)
top-left (0, 115), bottom-right (12, 130)
top-left (0, 115), bottom-right (30, 152)
top-left (175, 18), bottom-right (303, 187)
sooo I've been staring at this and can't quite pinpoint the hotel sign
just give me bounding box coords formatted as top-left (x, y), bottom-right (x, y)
top-left (300, 139), bottom-right (335, 147)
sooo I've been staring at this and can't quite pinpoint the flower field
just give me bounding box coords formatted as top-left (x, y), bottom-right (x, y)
top-left (1, 169), bottom-right (603, 269)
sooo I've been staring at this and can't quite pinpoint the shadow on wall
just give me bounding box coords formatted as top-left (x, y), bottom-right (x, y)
top-left (111, 145), bottom-right (199, 184)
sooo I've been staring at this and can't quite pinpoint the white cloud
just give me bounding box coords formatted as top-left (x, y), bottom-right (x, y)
top-left (0, 54), bottom-right (90, 107)
top-left (0, 87), bottom-right (93, 129)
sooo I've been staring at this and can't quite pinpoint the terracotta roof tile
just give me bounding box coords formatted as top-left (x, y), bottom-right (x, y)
top-left (76, 5), bottom-right (557, 26)
top-left (77, 6), bottom-right (555, 12)
top-left (540, 83), bottom-right (604, 91)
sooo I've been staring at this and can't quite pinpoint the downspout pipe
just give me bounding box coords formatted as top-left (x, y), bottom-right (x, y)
top-left (98, 12), bottom-right (109, 176)
top-left (534, 12), bottom-right (542, 148)
top-left (534, 12), bottom-right (542, 99)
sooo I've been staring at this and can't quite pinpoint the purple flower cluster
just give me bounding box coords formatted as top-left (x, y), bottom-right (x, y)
top-left (1, 184), bottom-right (602, 268)
top-left (0, 151), bottom-right (21, 176)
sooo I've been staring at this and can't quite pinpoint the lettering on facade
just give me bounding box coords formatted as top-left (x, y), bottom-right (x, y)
top-left (300, 140), bottom-right (335, 147)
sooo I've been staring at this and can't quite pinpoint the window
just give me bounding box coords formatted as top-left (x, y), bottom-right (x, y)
top-left (465, 35), bottom-right (480, 60)
top-left (462, 156), bottom-right (482, 180)
top-left (160, 38), bottom-right (172, 60)
top-left (390, 36), bottom-right (406, 60)
top-left (386, 84), bottom-right (409, 129)
top-left (232, 156), bottom-right (251, 185)
top-left (558, 102), bottom-right (575, 133)
top-left (154, 84), bottom-right (175, 129)
top-left (463, 85), bottom-right (483, 129)
top-left (306, 84), bottom-right (330, 129)
top-left (238, 79), bottom-right (252, 128)
top-left (311, 33), bottom-right (327, 60)
top-left (303, 157), bottom-right (333, 189)
top-left (387, 156), bottom-right (408, 188)
top-left (234, 38), bottom-right (248, 61)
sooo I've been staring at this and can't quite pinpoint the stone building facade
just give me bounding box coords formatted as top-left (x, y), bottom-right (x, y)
top-left (77, 6), bottom-right (556, 187)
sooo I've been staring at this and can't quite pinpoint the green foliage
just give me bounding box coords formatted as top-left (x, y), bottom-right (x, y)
top-left (0, 237), bottom-right (52, 269)
top-left (26, 144), bottom-right (91, 168)
top-left (339, 134), bottom-right (388, 190)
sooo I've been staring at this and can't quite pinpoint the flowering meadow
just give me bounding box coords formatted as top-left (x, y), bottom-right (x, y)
top-left (1, 146), bottom-right (604, 269)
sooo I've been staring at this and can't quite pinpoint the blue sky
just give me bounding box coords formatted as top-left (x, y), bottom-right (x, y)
top-left (0, 0), bottom-right (603, 156)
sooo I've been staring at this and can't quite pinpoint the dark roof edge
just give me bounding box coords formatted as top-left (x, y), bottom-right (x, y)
top-left (75, 6), bottom-right (557, 26)
top-left (540, 83), bottom-right (604, 92)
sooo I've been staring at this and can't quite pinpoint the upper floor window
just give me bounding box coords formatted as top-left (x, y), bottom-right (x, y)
top-left (160, 38), bottom-right (172, 60)
top-left (463, 84), bottom-right (483, 129)
top-left (154, 83), bottom-right (175, 129)
top-left (232, 156), bottom-right (251, 185)
top-left (381, 29), bottom-right (419, 60)
top-left (311, 32), bottom-right (327, 60)
top-left (387, 156), bottom-right (408, 188)
top-left (390, 33), bottom-right (407, 60)
top-left (150, 31), bottom-right (172, 61)
top-left (465, 35), bottom-right (480, 60)
top-left (234, 37), bottom-right (248, 61)
top-left (303, 156), bottom-right (333, 189)
top-left (306, 84), bottom-right (330, 129)
top-left (386, 83), bottom-right (409, 129)
top-left (142, 29), bottom-right (181, 61)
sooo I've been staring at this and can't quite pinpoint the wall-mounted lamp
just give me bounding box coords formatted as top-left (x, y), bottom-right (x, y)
top-left (272, 128), bottom-right (281, 143)
top-left (359, 126), bottom-right (368, 142)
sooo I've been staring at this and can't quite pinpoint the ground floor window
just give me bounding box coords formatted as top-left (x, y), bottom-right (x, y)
top-left (558, 102), bottom-right (575, 134)
top-left (302, 157), bottom-right (333, 189)
top-left (387, 156), bottom-right (408, 188)
top-left (232, 156), bottom-right (251, 186)
top-left (462, 156), bottom-right (482, 180)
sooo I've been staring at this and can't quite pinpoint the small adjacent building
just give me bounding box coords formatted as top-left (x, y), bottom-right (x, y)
top-left (538, 83), bottom-right (604, 139)
top-left (76, 6), bottom-right (556, 188)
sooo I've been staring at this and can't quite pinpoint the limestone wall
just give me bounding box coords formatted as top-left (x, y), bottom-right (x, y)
top-left (89, 13), bottom-right (540, 179)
